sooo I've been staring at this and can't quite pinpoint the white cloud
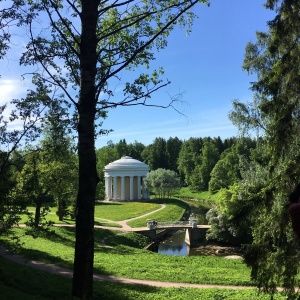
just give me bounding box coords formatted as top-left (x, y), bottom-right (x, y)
top-left (0, 79), bottom-right (28, 105)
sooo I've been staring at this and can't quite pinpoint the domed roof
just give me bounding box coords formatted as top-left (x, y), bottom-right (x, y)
top-left (104, 156), bottom-right (149, 171)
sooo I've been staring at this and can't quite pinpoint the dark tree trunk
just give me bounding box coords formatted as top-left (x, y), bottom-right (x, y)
top-left (58, 200), bottom-right (63, 221)
top-left (72, 1), bottom-right (100, 299)
top-left (34, 198), bottom-right (41, 228)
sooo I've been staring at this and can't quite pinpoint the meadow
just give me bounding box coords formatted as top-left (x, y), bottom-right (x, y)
top-left (0, 198), bottom-right (288, 299)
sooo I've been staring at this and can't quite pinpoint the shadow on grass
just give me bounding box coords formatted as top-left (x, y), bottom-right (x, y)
top-left (95, 202), bottom-right (122, 206)
top-left (94, 230), bottom-right (151, 255)
top-left (15, 248), bottom-right (74, 269)
top-left (0, 254), bottom-right (161, 300)
top-left (26, 226), bottom-right (76, 248)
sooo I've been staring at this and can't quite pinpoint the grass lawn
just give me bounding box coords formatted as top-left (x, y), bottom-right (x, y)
top-left (94, 201), bottom-right (161, 221)
top-left (174, 187), bottom-right (221, 203)
top-left (1, 227), bottom-right (251, 286)
top-left (127, 199), bottom-right (189, 227)
top-left (0, 197), bottom-right (290, 299)
top-left (0, 255), bottom-right (287, 300)
top-left (19, 201), bottom-right (162, 225)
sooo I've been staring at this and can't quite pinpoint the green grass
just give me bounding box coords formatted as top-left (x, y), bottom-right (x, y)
top-left (0, 255), bottom-right (288, 300)
top-left (1, 227), bottom-right (251, 286)
top-left (19, 201), bottom-right (162, 225)
top-left (127, 198), bottom-right (188, 227)
top-left (94, 201), bottom-right (161, 221)
top-left (0, 198), bottom-right (289, 299)
top-left (174, 187), bottom-right (221, 203)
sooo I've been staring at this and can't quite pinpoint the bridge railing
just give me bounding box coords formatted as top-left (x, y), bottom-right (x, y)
top-left (146, 218), bottom-right (198, 229)
top-left (156, 221), bottom-right (190, 227)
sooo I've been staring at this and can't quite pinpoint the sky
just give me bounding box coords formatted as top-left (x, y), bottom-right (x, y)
top-left (96, 0), bottom-right (275, 148)
top-left (0, 1), bottom-right (275, 149)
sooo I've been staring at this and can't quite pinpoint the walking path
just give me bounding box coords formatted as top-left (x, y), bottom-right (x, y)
top-left (0, 203), bottom-right (257, 291)
top-left (0, 247), bottom-right (254, 290)
top-left (94, 204), bottom-right (166, 231)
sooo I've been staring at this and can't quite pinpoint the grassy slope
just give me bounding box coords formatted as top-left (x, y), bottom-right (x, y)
top-left (0, 196), bottom-right (288, 299)
top-left (174, 187), bottom-right (221, 203)
top-left (1, 226), bottom-right (250, 286)
top-left (0, 255), bottom-right (287, 300)
top-left (0, 193), bottom-right (288, 299)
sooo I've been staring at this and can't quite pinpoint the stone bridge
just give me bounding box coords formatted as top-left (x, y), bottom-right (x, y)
top-left (136, 219), bottom-right (211, 247)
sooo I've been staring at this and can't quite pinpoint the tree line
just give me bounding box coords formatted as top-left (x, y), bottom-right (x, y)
top-left (96, 136), bottom-right (257, 197)
top-left (1, 134), bottom-right (256, 227)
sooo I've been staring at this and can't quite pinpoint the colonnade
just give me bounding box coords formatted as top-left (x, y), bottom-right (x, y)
top-left (105, 175), bottom-right (148, 201)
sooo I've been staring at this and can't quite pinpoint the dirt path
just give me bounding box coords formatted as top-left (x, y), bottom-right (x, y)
top-left (95, 203), bottom-right (166, 230)
top-left (0, 204), bottom-right (257, 291)
top-left (0, 247), bottom-right (254, 290)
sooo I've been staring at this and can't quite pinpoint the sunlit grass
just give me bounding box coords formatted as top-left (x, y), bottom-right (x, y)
top-left (18, 201), bottom-right (162, 225)
top-left (0, 255), bottom-right (288, 300)
top-left (174, 187), bottom-right (221, 203)
top-left (127, 199), bottom-right (188, 227)
top-left (94, 201), bottom-right (161, 221)
top-left (1, 227), bottom-right (252, 287)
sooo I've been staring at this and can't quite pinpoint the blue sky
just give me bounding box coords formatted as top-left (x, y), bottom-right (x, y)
top-left (96, 0), bottom-right (275, 148)
top-left (0, 1), bottom-right (275, 149)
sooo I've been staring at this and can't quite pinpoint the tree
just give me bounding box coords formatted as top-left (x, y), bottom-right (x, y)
top-left (14, 1), bottom-right (209, 297)
top-left (228, 0), bottom-right (300, 297)
top-left (142, 137), bottom-right (168, 170)
top-left (127, 141), bottom-right (146, 161)
top-left (41, 123), bottom-right (78, 221)
top-left (95, 145), bottom-right (119, 200)
top-left (16, 150), bottom-right (51, 228)
top-left (209, 139), bottom-right (256, 193)
top-left (177, 137), bottom-right (204, 185)
top-left (144, 168), bottom-right (180, 198)
top-left (0, 151), bottom-right (24, 235)
top-left (166, 136), bottom-right (182, 173)
top-left (190, 140), bottom-right (219, 191)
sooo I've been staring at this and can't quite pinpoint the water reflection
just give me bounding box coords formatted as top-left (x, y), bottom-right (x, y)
top-left (157, 230), bottom-right (242, 257)
top-left (158, 230), bottom-right (189, 256)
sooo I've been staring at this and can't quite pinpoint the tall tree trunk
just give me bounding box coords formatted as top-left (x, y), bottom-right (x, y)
top-left (58, 200), bottom-right (63, 221)
top-left (72, 1), bottom-right (100, 298)
top-left (34, 198), bottom-right (41, 228)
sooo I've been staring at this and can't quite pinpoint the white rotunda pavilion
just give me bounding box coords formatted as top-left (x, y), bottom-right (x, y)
top-left (103, 156), bottom-right (150, 201)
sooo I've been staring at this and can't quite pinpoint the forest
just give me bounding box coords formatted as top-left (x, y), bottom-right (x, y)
top-left (1, 0), bottom-right (300, 299)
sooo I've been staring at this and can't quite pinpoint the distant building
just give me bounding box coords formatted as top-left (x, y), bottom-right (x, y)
top-left (103, 156), bottom-right (149, 201)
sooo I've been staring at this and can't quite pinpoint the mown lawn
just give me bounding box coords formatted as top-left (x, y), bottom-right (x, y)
top-left (0, 197), bottom-right (290, 299)
top-left (1, 226), bottom-right (251, 286)
top-left (127, 199), bottom-right (188, 227)
top-left (0, 255), bottom-right (287, 300)
top-left (94, 201), bottom-right (162, 221)
top-left (18, 201), bottom-right (163, 225)
top-left (174, 187), bottom-right (221, 203)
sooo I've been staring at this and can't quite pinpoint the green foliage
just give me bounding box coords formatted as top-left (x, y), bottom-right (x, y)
top-left (142, 137), bottom-right (168, 170)
top-left (190, 140), bottom-right (220, 191)
top-left (227, 1), bottom-right (300, 296)
top-left (144, 168), bottom-right (181, 198)
top-left (209, 139), bottom-right (256, 193)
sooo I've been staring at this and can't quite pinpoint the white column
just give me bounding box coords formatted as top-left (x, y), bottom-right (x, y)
top-left (121, 176), bottom-right (125, 200)
top-left (113, 176), bottom-right (118, 200)
top-left (129, 176), bottom-right (134, 200)
top-left (105, 176), bottom-right (112, 200)
top-left (141, 176), bottom-right (145, 199)
top-left (137, 176), bottom-right (141, 199)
